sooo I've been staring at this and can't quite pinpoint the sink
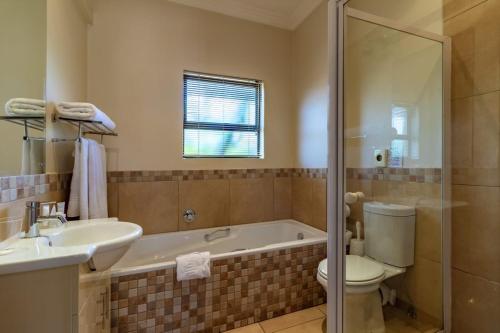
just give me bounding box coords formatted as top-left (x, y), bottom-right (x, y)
top-left (48, 221), bottom-right (142, 271)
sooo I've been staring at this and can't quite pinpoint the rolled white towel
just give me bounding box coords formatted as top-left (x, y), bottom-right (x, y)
top-left (176, 252), bottom-right (211, 281)
top-left (55, 102), bottom-right (116, 130)
top-left (5, 98), bottom-right (46, 116)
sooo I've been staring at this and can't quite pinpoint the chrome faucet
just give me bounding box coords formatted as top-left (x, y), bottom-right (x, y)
top-left (25, 201), bottom-right (41, 238)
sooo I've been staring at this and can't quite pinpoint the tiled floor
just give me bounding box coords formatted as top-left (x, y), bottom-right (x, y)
top-left (226, 304), bottom-right (439, 333)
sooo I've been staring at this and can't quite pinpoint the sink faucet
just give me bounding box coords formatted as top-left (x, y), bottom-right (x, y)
top-left (23, 201), bottom-right (66, 245)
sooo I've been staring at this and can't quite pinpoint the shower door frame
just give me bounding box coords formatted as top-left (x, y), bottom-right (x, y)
top-left (327, 1), bottom-right (452, 332)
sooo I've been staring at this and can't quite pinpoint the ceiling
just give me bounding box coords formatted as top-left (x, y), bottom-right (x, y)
top-left (168, 0), bottom-right (323, 30)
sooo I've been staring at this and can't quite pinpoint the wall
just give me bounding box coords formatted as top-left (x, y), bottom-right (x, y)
top-left (0, 0), bottom-right (46, 176)
top-left (444, 0), bottom-right (500, 332)
top-left (0, 0), bottom-right (88, 243)
top-left (292, 1), bottom-right (329, 169)
top-left (87, 0), bottom-right (294, 171)
top-left (45, 0), bottom-right (89, 174)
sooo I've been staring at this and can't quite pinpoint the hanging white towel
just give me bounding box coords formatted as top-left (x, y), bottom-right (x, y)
top-left (5, 98), bottom-right (46, 116)
top-left (176, 252), bottom-right (211, 281)
top-left (67, 138), bottom-right (108, 219)
top-left (21, 138), bottom-right (45, 175)
top-left (55, 102), bottom-right (116, 130)
top-left (88, 139), bottom-right (108, 219)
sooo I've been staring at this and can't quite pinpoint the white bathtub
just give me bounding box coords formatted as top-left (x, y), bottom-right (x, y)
top-left (111, 219), bottom-right (327, 277)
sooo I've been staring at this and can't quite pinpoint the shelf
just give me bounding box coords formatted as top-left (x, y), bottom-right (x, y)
top-left (0, 115), bottom-right (45, 132)
top-left (55, 116), bottom-right (118, 137)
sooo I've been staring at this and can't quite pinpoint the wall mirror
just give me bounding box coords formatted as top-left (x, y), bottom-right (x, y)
top-left (0, 0), bottom-right (47, 176)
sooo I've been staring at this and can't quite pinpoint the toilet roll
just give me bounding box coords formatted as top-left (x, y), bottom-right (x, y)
top-left (350, 239), bottom-right (365, 256)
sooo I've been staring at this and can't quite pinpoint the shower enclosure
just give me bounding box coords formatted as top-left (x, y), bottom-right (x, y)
top-left (327, 1), bottom-right (451, 332)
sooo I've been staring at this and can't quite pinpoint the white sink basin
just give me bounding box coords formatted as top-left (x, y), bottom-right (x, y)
top-left (48, 221), bottom-right (142, 271)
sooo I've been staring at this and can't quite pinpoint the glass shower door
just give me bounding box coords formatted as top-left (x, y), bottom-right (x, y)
top-left (331, 5), bottom-right (451, 333)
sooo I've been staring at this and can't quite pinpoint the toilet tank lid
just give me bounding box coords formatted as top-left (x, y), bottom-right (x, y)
top-left (363, 202), bottom-right (415, 217)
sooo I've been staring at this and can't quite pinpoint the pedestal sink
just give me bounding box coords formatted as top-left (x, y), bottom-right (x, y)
top-left (47, 220), bottom-right (143, 271)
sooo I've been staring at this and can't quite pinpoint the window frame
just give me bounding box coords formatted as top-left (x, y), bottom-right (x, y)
top-left (182, 71), bottom-right (264, 159)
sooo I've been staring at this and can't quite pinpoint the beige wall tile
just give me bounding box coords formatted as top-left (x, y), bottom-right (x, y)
top-left (452, 185), bottom-right (500, 282)
top-left (452, 167), bottom-right (500, 187)
top-left (107, 183), bottom-right (118, 218)
top-left (259, 307), bottom-right (324, 333)
top-left (118, 181), bottom-right (178, 234)
top-left (399, 257), bottom-right (443, 322)
top-left (291, 177), bottom-right (313, 225)
top-left (452, 268), bottom-right (500, 333)
top-left (451, 97), bottom-right (473, 168)
top-left (443, 0), bottom-right (487, 20)
top-left (472, 91), bottom-right (500, 169)
top-left (274, 177), bottom-right (292, 220)
top-left (178, 179), bottom-right (229, 230)
top-left (311, 178), bottom-right (327, 231)
top-left (229, 178), bottom-right (274, 225)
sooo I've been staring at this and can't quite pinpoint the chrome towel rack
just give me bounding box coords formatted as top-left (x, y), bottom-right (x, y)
top-left (51, 115), bottom-right (118, 143)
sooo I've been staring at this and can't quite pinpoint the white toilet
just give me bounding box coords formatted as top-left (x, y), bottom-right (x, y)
top-left (317, 202), bottom-right (415, 333)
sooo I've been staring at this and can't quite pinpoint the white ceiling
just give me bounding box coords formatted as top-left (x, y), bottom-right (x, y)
top-left (168, 0), bottom-right (323, 30)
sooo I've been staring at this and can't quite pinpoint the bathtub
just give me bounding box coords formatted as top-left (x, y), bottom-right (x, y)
top-left (110, 219), bottom-right (327, 333)
top-left (111, 219), bottom-right (327, 277)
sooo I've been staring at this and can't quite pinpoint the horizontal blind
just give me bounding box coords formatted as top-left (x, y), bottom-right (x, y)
top-left (183, 72), bottom-right (263, 158)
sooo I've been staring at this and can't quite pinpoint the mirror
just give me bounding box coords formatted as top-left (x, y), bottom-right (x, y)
top-left (0, 0), bottom-right (47, 176)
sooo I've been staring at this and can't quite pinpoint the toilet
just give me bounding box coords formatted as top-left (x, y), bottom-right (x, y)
top-left (317, 202), bottom-right (415, 333)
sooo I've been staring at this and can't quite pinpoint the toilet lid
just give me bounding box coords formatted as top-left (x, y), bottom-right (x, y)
top-left (346, 255), bottom-right (384, 282)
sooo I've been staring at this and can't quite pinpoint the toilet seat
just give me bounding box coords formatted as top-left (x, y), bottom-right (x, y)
top-left (317, 256), bottom-right (387, 294)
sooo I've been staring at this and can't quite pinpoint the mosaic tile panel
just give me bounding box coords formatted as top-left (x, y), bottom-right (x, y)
top-left (0, 173), bottom-right (72, 203)
top-left (110, 243), bottom-right (327, 333)
top-left (346, 167), bottom-right (442, 184)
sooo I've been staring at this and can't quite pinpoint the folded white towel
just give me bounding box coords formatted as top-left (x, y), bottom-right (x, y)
top-left (5, 98), bottom-right (46, 116)
top-left (176, 252), bottom-right (211, 281)
top-left (55, 102), bottom-right (116, 130)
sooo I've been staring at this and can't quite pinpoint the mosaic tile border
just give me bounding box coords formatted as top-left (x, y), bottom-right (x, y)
top-left (107, 168), bottom-right (328, 183)
top-left (346, 167), bottom-right (442, 184)
top-left (110, 243), bottom-right (327, 333)
top-left (0, 173), bottom-right (72, 204)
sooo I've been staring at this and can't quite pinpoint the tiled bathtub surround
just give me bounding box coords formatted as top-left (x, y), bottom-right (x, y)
top-left (0, 173), bottom-right (71, 204)
top-left (107, 168), bottom-right (328, 235)
top-left (110, 243), bottom-right (326, 333)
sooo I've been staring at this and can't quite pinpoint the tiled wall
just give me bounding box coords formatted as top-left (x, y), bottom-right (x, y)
top-left (110, 243), bottom-right (326, 333)
top-left (0, 173), bottom-right (71, 242)
top-left (346, 168), bottom-right (443, 326)
top-left (106, 169), bottom-right (327, 234)
top-left (444, 0), bottom-right (500, 332)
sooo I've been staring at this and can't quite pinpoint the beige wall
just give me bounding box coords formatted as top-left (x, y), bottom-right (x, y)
top-left (87, 0), bottom-right (295, 171)
top-left (292, 1), bottom-right (329, 169)
top-left (0, 0), bottom-right (46, 176)
top-left (444, 0), bottom-right (500, 332)
top-left (45, 0), bottom-right (89, 173)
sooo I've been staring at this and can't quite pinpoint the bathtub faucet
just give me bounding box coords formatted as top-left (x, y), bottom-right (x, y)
top-left (204, 228), bottom-right (230, 242)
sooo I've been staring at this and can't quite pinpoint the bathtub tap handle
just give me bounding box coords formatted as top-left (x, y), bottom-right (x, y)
top-left (183, 209), bottom-right (197, 223)
top-left (204, 228), bottom-right (230, 242)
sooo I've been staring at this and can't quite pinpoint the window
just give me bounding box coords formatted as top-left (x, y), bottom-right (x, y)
top-left (183, 71), bottom-right (264, 158)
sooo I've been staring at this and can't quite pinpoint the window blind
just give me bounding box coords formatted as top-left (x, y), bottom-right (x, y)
top-left (183, 71), bottom-right (263, 158)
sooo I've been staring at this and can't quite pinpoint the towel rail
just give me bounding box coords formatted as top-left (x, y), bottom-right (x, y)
top-left (51, 115), bottom-right (118, 143)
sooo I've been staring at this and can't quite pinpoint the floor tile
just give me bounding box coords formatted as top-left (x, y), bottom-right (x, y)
top-left (272, 318), bottom-right (324, 333)
top-left (226, 324), bottom-right (264, 333)
top-left (259, 308), bottom-right (325, 333)
top-left (316, 304), bottom-right (327, 315)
